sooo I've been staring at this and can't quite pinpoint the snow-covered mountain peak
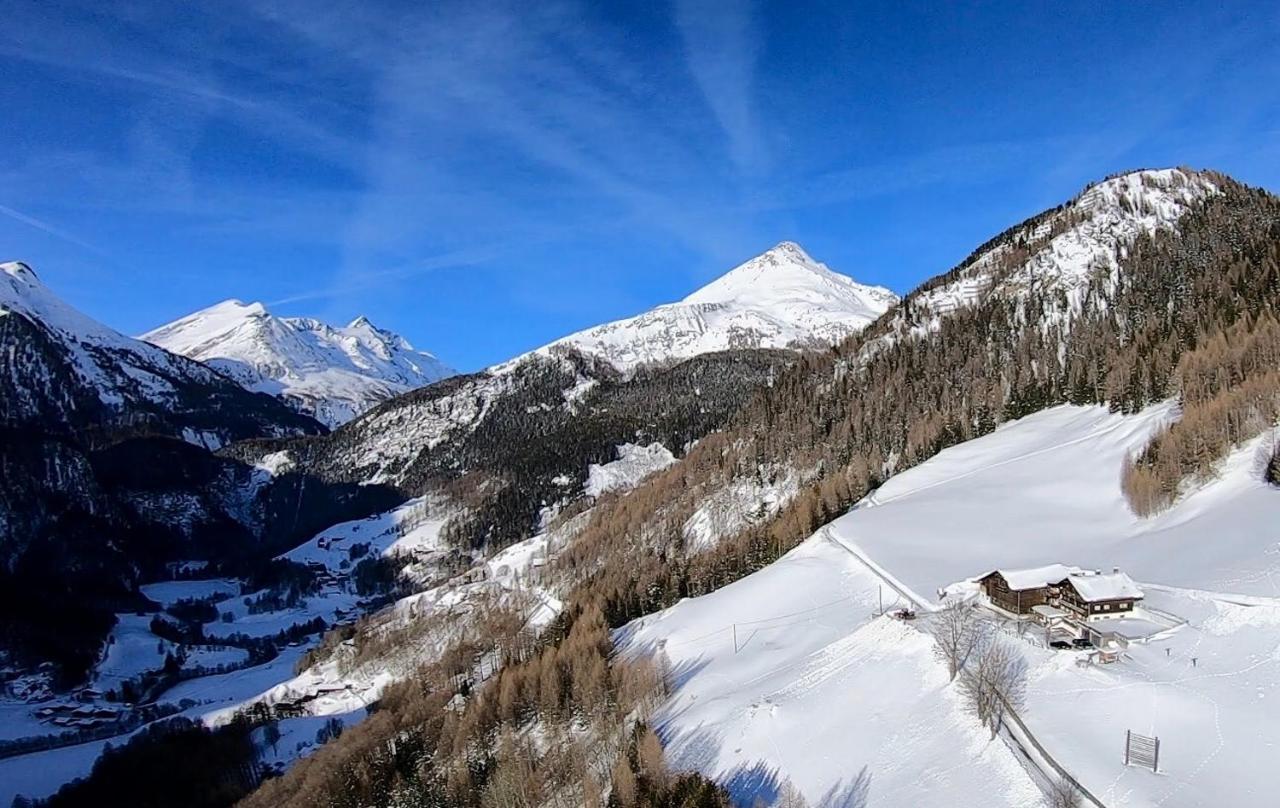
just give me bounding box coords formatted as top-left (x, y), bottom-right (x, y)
top-left (513, 243), bottom-right (898, 375)
top-left (2, 258), bottom-right (150, 350)
top-left (2, 260), bottom-right (37, 281)
top-left (682, 240), bottom-right (897, 312)
top-left (143, 301), bottom-right (455, 427)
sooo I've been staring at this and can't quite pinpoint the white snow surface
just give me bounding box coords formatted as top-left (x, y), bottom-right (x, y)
top-left (627, 400), bottom-right (1280, 806)
top-left (1067, 571), bottom-right (1144, 602)
top-left (620, 537), bottom-right (1045, 807)
top-left (996, 564), bottom-right (1083, 591)
top-left (140, 579), bottom-right (240, 608)
top-left (518, 242), bottom-right (897, 374)
top-left (584, 442), bottom-right (677, 498)
top-left (142, 299), bottom-right (454, 426)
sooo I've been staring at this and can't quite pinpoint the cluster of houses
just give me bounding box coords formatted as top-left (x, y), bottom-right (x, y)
top-left (974, 564), bottom-right (1146, 659)
top-left (35, 702), bottom-right (122, 729)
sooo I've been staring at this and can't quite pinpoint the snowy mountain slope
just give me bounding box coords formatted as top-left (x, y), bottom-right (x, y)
top-left (894, 168), bottom-right (1220, 336)
top-left (623, 401), bottom-right (1280, 807)
top-left (143, 300), bottom-right (455, 427)
top-left (831, 402), bottom-right (1279, 600)
top-left (515, 241), bottom-right (897, 374)
top-left (619, 537), bottom-right (1045, 807)
top-left (245, 242), bottom-right (889, 496)
top-left (0, 262), bottom-right (319, 443)
top-left (242, 346), bottom-right (795, 549)
top-left (821, 403), bottom-right (1280, 806)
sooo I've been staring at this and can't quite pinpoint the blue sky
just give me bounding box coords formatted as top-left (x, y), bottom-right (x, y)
top-left (2, 1), bottom-right (1278, 371)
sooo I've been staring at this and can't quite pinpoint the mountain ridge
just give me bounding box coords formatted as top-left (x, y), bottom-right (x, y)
top-left (142, 300), bottom-right (456, 427)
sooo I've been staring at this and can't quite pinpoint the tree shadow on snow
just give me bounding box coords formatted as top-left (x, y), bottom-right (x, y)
top-left (815, 766), bottom-right (872, 808)
top-left (722, 760), bottom-right (782, 807)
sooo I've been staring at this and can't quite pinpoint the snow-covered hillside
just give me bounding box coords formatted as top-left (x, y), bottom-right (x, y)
top-left (520, 242), bottom-right (897, 374)
top-left (143, 300), bottom-right (454, 427)
top-left (624, 402), bottom-right (1280, 807)
top-left (899, 168), bottom-right (1219, 335)
top-left (835, 403), bottom-right (1278, 600)
top-left (621, 538), bottom-right (1045, 807)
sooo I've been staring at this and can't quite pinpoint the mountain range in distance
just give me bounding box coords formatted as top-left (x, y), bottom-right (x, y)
top-left (138, 241), bottom-right (897, 424)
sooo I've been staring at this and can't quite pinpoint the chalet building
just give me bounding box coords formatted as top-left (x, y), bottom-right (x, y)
top-left (977, 564), bottom-right (1143, 623)
top-left (977, 564), bottom-right (1078, 616)
top-left (1057, 570), bottom-right (1143, 622)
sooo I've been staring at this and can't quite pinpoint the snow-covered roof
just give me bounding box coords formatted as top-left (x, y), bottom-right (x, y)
top-left (991, 564), bottom-right (1081, 591)
top-left (1066, 572), bottom-right (1143, 602)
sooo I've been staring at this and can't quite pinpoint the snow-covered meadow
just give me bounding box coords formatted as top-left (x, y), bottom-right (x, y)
top-left (624, 402), bottom-right (1280, 807)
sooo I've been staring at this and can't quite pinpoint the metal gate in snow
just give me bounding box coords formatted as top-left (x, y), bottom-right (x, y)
top-left (1124, 730), bottom-right (1160, 772)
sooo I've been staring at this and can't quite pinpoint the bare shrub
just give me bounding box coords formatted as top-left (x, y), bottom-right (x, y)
top-left (1047, 777), bottom-right (1082, 808)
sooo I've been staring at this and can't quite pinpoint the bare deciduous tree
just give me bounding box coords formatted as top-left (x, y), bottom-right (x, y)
top-left (932, 599), bottom-right (986, 680)
top-left (611, 757), bottom-right (637, 808)
top-left (960, 636), bottom-right (1028, 738)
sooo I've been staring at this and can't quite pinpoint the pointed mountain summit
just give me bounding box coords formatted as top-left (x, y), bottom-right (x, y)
top-left (143, 301), bottom-right (455, 427)
top-left (530, 242), bottom-right (898, 373)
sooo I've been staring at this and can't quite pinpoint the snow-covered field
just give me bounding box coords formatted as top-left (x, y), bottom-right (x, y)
top-left (281, 495), bottom-right (449, 576)
top-left (140, 578), bottom-right (240, 607)
top-left (620, 536), bottom-right (1045, 807)
top-left (1019, 586), bottom-right (1280, 807)
top-left (92, 614), bottom-right (175, 691)
top-left (626, 402), bottom-right (1280, 807)
top-left (831, 403), bottom-right (1280, 601)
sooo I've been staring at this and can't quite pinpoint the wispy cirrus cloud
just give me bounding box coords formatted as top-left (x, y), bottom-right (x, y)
top-left (673, 0), bottom-right (768, 176)
top-left (0, 201), bottom-right (111, 257)
top-left (247, 0), bottom-right (773, 315)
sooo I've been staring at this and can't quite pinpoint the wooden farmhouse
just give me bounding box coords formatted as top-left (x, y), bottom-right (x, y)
top-left (977, 564), bottom-right (1143, 624)
top-left (977, 564), bottom-right (1076, 616)
top-left (1057, 570), bottom-right (1144, 621)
